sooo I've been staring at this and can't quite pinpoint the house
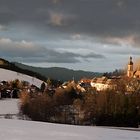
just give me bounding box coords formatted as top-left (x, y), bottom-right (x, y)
top-left (90, 77), bottom-right (116, 91)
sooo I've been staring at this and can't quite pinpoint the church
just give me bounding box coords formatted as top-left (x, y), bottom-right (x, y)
top-left (127, 57), bottom-right (140, 78)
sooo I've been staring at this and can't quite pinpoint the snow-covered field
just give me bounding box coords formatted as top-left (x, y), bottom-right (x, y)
top-left (0, 119), bottom-right (140, 140)
top-left (0, 99), bottom-right (19, 114)
top-left (0, 99), bottom-right (140, 140)
top-left (0, 68), bottom-right (44, 87)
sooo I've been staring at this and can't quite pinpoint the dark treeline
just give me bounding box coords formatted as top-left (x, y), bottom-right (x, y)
top-left (20, 79), bottom-right (140, 128)
top-left (103, 69), bottom-right (125, 77)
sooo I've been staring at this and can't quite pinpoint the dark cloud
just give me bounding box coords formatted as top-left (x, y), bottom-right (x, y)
top-left (0, 0), bottom-right (140, 38)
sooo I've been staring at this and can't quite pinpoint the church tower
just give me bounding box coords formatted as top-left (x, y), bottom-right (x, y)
top-left (127, 56), bottom-right (133, 78)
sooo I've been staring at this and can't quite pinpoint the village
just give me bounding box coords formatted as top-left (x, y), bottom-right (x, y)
top-left (0, 56), bottom-right (140, 99)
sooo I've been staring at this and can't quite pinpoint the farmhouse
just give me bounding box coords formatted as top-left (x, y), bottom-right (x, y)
top-left (90, 77), bottom-right (116, 91)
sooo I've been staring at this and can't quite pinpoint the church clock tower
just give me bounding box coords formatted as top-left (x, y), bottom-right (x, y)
top-left (127, 56), bottom-right (133, 78)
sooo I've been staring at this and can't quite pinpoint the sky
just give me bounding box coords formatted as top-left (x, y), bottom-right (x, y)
top-left (0, 0), bottom-right (140, 72)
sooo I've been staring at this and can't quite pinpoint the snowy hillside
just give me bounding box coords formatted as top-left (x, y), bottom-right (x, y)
top-left (0, 68), bottom-right (44, 87)
top-left (0, 99), bottom-right (139, 140)
top-left (0, 119), bottom-right (139, 140)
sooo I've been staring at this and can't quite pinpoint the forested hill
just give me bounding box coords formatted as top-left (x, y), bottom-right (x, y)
top-left (0, 58), bottom-right (47, 82)
top-left (14, 62), bottom-right (102, 81)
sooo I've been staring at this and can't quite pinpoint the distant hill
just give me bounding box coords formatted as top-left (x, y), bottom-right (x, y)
top-left (0, 58), bottom-right (102, 82)
top-left (14, 62), bottom-right (102, 81)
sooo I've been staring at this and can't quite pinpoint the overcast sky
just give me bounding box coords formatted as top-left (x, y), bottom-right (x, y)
top-left (0, 0), bottom-right (140, 72)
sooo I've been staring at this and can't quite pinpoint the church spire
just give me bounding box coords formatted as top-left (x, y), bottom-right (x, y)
top-left (128, 56), bottom-right (133, 65)
top-left (127, 56), bottom-right (133, 78)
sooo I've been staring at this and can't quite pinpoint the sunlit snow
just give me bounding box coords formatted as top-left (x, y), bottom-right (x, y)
top-left (0, 68), bottom-right (44, 87)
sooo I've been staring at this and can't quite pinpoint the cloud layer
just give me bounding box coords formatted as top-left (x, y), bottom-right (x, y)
top-left (0, 38), bottom-right (104, 63)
